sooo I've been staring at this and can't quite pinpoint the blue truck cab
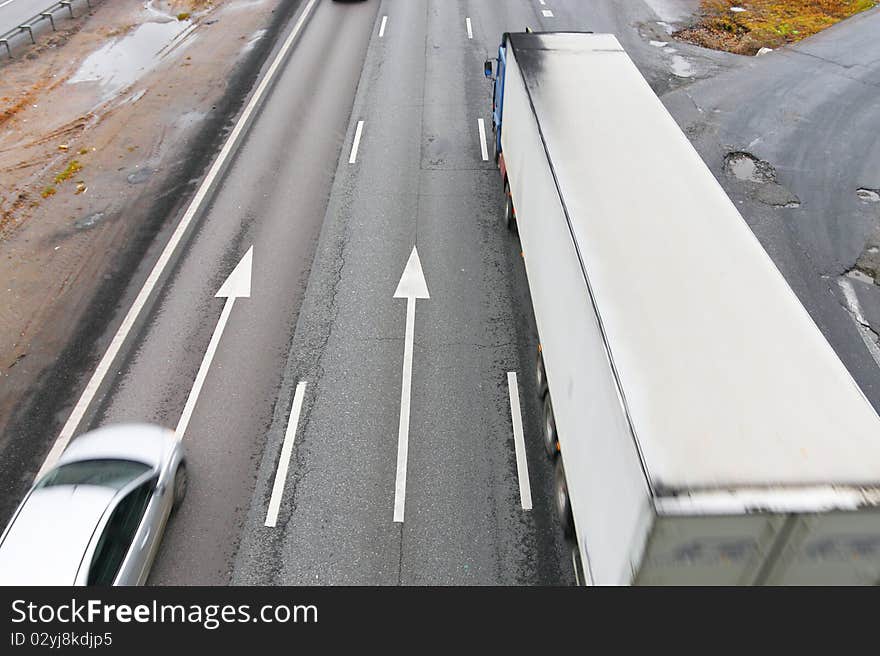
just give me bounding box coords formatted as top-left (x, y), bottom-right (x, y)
top-left (485, 31), bottom-right (592, 168)
top-left (484, 38), bottom-right (508, 163)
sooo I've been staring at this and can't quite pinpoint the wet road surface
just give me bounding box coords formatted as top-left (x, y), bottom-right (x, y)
top-left (3, 0), bottom-right (880, 586)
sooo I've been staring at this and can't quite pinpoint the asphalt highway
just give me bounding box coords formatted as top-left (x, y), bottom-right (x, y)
top-left (232, 0), bottom-right (579, 586)
top-left (3, 0), bottom-right (880, 586)
top-left (91, 0), bottom-right (578, 585)
top-left (92, 0), bottom-right (382, 584)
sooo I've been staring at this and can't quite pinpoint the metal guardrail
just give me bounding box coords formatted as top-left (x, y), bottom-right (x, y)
top-left (0, 1), bottom-right (97, 58)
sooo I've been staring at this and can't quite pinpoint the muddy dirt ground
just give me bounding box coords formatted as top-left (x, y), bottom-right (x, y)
top-left (0, 0), bottom-right (286, 443)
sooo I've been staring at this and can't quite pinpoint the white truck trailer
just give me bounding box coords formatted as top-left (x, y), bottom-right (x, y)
top-left (485, 32), bottom-right (880, 585)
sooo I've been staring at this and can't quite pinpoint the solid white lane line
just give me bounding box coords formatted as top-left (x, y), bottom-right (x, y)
top-left (265, 382), bottom-right (307, 528)
top-left (542, 9), bottom-right (554, 17)
top-left (466, 17), bottom-right (473, 39)
top-left (393, 298), bottom-right (416, 522)
top-left (349, 120), bottom-right (364, 164)
top-left (507, 372), bottom-right (533, 511)
top-left (0, 0), bottom-right (17, 9)
top-left (477, 118), bottom-right (489, 161)
top-left (379, 15), bottom-right (387, 38)
top-left (37, 0), bottom-right (320, 478)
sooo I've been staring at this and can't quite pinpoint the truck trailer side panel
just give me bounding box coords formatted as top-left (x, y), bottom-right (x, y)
top-left (496, 32), bottom-right (880, 585)
top-left (504, 33), bottom-right (880, 491)
top-left (501, 42), bottom-right (652, 585)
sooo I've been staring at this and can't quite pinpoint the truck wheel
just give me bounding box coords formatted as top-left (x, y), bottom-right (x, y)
top-left (571, 546), bottom-right (586, 586)
top-left (535, 347), bottom-right (548, 398)
top-left (504, 182), bottom-right (516, 231)
top-left (542, 394), bottom-right (559, 458)
top-left (555, 459), bottom-right (576, 540)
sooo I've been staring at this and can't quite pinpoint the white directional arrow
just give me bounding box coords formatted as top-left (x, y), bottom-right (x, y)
top-left (175, 246), bottom-right (253, 439)
top-left (393, 246), bottom-right (430, 522)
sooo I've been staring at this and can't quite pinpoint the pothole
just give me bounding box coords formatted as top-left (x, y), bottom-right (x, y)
top-left (723, 152), bottom-right (776, 183)
top-left (851, 229), bottom-right (880, 285)
top-left (857, 188), bottom-right (880, 203)
top-left (670, 55), bottom-right (695, 78)
top-left (723, 151), bottom-right (800, 208)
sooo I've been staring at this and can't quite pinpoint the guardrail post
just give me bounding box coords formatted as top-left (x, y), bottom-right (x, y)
top-left (1, 1), bottom-right (103, 57)
top-left (19, 25), bottom-right (35, 44)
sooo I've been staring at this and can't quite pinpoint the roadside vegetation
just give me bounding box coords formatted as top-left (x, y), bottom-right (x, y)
top-left (677, 0), bottom-right (878, 54)
top-left (53, 160), bottom-right (83, 184)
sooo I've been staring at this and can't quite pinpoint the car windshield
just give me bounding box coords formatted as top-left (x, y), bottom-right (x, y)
top-left (37, 459), bottom-right (150, 490)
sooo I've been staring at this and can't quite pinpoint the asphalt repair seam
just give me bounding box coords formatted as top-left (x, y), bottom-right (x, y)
top-left (230, 0), bottom-right (383, 585)
top-left (392, 0), bottom-right (431, 585)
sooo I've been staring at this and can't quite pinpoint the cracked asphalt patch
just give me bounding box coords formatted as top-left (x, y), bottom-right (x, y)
top-left (852, 229), bottom-right (880, 285)
top-left (857, 188), bottom-right (880, 203)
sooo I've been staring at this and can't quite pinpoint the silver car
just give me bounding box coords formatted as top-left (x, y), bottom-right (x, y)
top-left (0, 424), bottom-right (186, 585)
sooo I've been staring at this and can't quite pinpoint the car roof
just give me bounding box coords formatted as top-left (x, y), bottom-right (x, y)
top-left (58, 423), bottom-right (171, 469)
top-left (0, 485), bottom-right (117, 585)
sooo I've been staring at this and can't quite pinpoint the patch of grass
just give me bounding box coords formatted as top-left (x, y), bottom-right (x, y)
top-left (41, 187), bottom-right (56, 198)
top-left (177, 12), bottom-right (191, 21)
top-left (678, 0), bottom-right (878, 54)
top-left (54, 160), bottom-right (83, 184)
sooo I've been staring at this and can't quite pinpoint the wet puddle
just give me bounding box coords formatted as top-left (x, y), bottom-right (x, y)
top-left (74, 211), bottom-right (105, 230)
top-left (724, 152), bottom-right (801, 208)
top-left (670, 55), bottom-right (695, 78)
top-left (724, 152), bottom-right (776, 183)
top-left (68, 18), bottom-right (196, 101)
top-left (127, 167), bottom-right (154, 185)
